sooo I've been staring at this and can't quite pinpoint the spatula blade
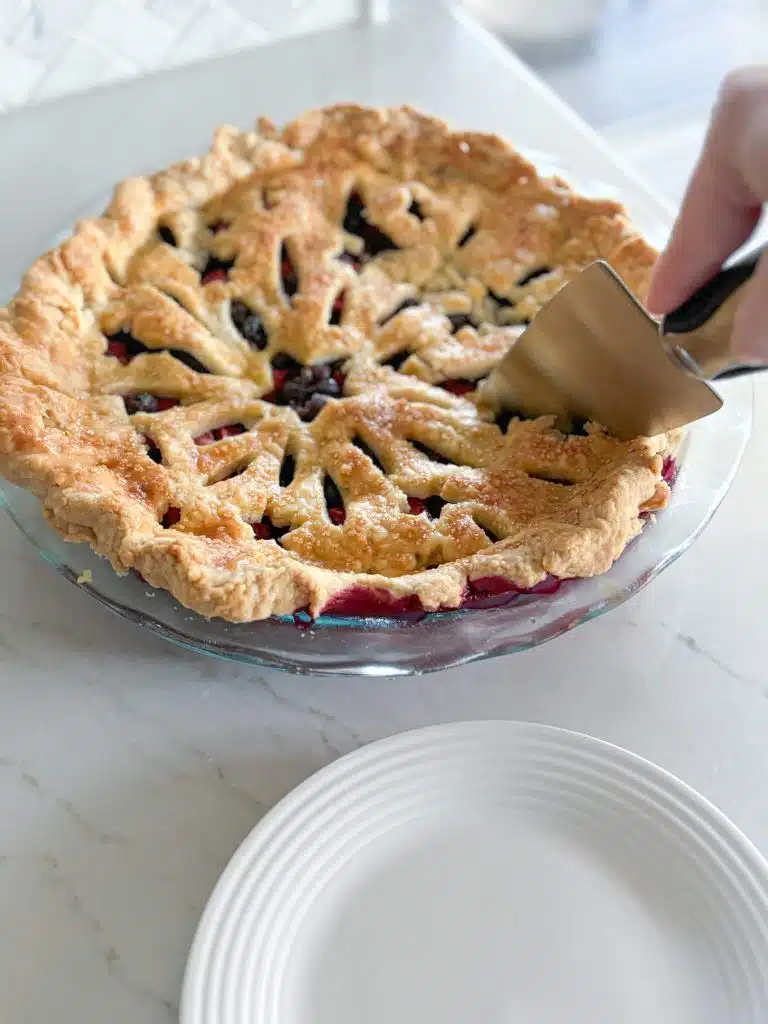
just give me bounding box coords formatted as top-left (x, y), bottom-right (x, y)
top-left (486, 261), bottom-right (723, 441)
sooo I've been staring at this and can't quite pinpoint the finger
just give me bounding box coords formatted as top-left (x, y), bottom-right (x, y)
top-left (647, 68), bottom-right (768, 315)
top-left (646, 162), bottom-right (760, 314)
top-left (731, 249), bottom-right (768, 362)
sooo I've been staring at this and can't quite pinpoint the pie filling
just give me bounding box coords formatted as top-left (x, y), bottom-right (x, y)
top-left (320, 575), bottom-right (564, 619)
top-left (0, 105), bottom-right (670, 623)
top-left (320, 454), bottom-right (678, 618)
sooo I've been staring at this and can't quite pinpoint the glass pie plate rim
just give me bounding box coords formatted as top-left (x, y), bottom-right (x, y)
top-left (0, 154), bottom-right (754, 676)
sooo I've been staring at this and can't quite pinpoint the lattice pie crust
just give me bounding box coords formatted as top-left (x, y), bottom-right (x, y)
top-left (0, 105), bottom-right (672, 621)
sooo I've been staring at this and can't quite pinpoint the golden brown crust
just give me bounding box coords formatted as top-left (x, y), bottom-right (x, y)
top-left (0, 105), bottom-right (671, 621)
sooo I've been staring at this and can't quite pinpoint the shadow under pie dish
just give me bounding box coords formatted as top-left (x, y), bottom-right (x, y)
top-left (0, 104), bottom-right (679, 624)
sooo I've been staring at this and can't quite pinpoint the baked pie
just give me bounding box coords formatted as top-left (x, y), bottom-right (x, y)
top-left (0, 105), bottom-right (674, 622)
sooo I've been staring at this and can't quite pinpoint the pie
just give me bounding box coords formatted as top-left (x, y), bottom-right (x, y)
top-left (0, 105), bottom-right (674, 622)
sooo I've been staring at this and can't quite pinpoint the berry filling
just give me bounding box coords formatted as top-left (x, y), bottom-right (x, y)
top-left (262, 353), bottom-right (301, 402)
top-left (329, 290), bottom-right (346, 326)
top-left (271, 353), bottom-right (301, 371)
top-left (662, 455), bottom-right (677, 486)
top-left (494, 408), bottom-right (516, 433)
top-left (321, 574), bottom-right (564, 618)
top-left (251, 516), bottom-right (290, 541)
top-left (441, 379), bottom-right (476, 396)
top-left (279, 453), bottom-right (296, 487)
top-left (230, 300), bottom-right (268, 349)
top-left (406, 495), bottom-right (446, 518)
top-left (447, 313), bottom-right (475, 333)
top-left (162, 507), bottom-right (181, 528)
top-left (322, 587), bottom-right (425, 618)
top-left (107, 331), bottom-right (210, 375)
top-left (141, 436), bottom-right (163, 463)
top-left (425, 495), bottom-right (447, 518)
top-left (123, 393), bottom-right (179, 415)
top-left (320, 456), bottom-right (678, 618)
top-left (201, 254), bottom-right (234, 285)
top-left (202, 269), bottom-right (227, 285)
top-left (158, 225), bottom-right (177, 247)
top-left (264, 358), bottom-right (344, 421)
top-left (323, 475), bottom-right (346, 525)
top-left (280, 245), bottom-right (298, 298)
top-left (384, 350), bottom-right (410, 371)
top-left (460, 574), bottom-right (563, 609)
top-left (339, 251), bottom-right (362, 272)
top-left (106, 331), bottom-right (147, 364)
top-left (208, 220), bottom-right (230, 234)
top-left (194, 423), bottom-right (246, 446)
top-left (343, 191), bottom-right (398, 256)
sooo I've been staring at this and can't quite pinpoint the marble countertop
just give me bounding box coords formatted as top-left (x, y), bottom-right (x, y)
top-left (1, 5), bottom-right (767, 1021)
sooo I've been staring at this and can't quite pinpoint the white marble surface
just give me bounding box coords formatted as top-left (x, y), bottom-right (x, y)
top-left (1, 6), bottom-right (768, 1022)
top-left (0, 0), bottom-right (369, 111)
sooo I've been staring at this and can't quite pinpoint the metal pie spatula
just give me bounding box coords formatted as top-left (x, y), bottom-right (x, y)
top-left (485, 243), bottom-right (767, 440)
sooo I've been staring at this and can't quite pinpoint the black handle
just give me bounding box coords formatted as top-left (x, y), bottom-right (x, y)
top-left (662, 242), bottom-right (767, 335)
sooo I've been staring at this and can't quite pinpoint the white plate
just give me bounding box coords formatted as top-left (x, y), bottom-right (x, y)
top-left (181, 722), bottom-right (768, 1023)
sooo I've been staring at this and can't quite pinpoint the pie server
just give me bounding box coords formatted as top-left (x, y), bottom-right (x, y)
top-left (485, 243), bottom-right (767, 440)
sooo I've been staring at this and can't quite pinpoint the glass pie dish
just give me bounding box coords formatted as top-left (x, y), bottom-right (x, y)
top-left (0, 156), bottom-right (753, 676)
top-left (0, 382), bottom-right (751, 675)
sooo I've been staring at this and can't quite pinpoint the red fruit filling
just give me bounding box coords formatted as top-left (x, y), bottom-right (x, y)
top-left (442, 379), bottom-right (476, 396)
top-left (321, 574), bottom-right (564, 618)
top-left (251, 517), bottom-right (289, 541)
top-left (194, 424), bottom-right (246, 445)
top-left (107, 339), bottom-right (130, 363)
top-left (662, 455), bottom-right (677, 485)
top-left (322, 587), bottom-right (426, 618)
top-left (201, 267), bottom-right (228, 285)
top-left (162, 507), bottom-right (181, 528)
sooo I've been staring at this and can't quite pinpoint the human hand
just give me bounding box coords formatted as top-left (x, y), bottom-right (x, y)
top-left (647, 67), bottom-right (768, 363)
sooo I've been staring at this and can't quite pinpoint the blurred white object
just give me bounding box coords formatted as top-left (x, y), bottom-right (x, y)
top-left (462, 0), bottom-right (608, 44)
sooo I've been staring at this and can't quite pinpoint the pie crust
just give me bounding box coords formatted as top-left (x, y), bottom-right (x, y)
top-left (0, 105), bottom-right (672, 621)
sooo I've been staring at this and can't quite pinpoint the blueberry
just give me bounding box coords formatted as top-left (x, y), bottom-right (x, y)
top-left (272, 353), bottom-right (301, 371)
top-left (230, 300), bottom-right (250, 329)
top-left (298, 393), bottom-right (330, 422)
top-left (124, 392), bottom-right (159, 414)
top-left (315, 378), bottom-right (340, 397)
top-left (342, 191), bottom-right (397, 256)
top-left (231, 300), bottom-right (268, 350)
